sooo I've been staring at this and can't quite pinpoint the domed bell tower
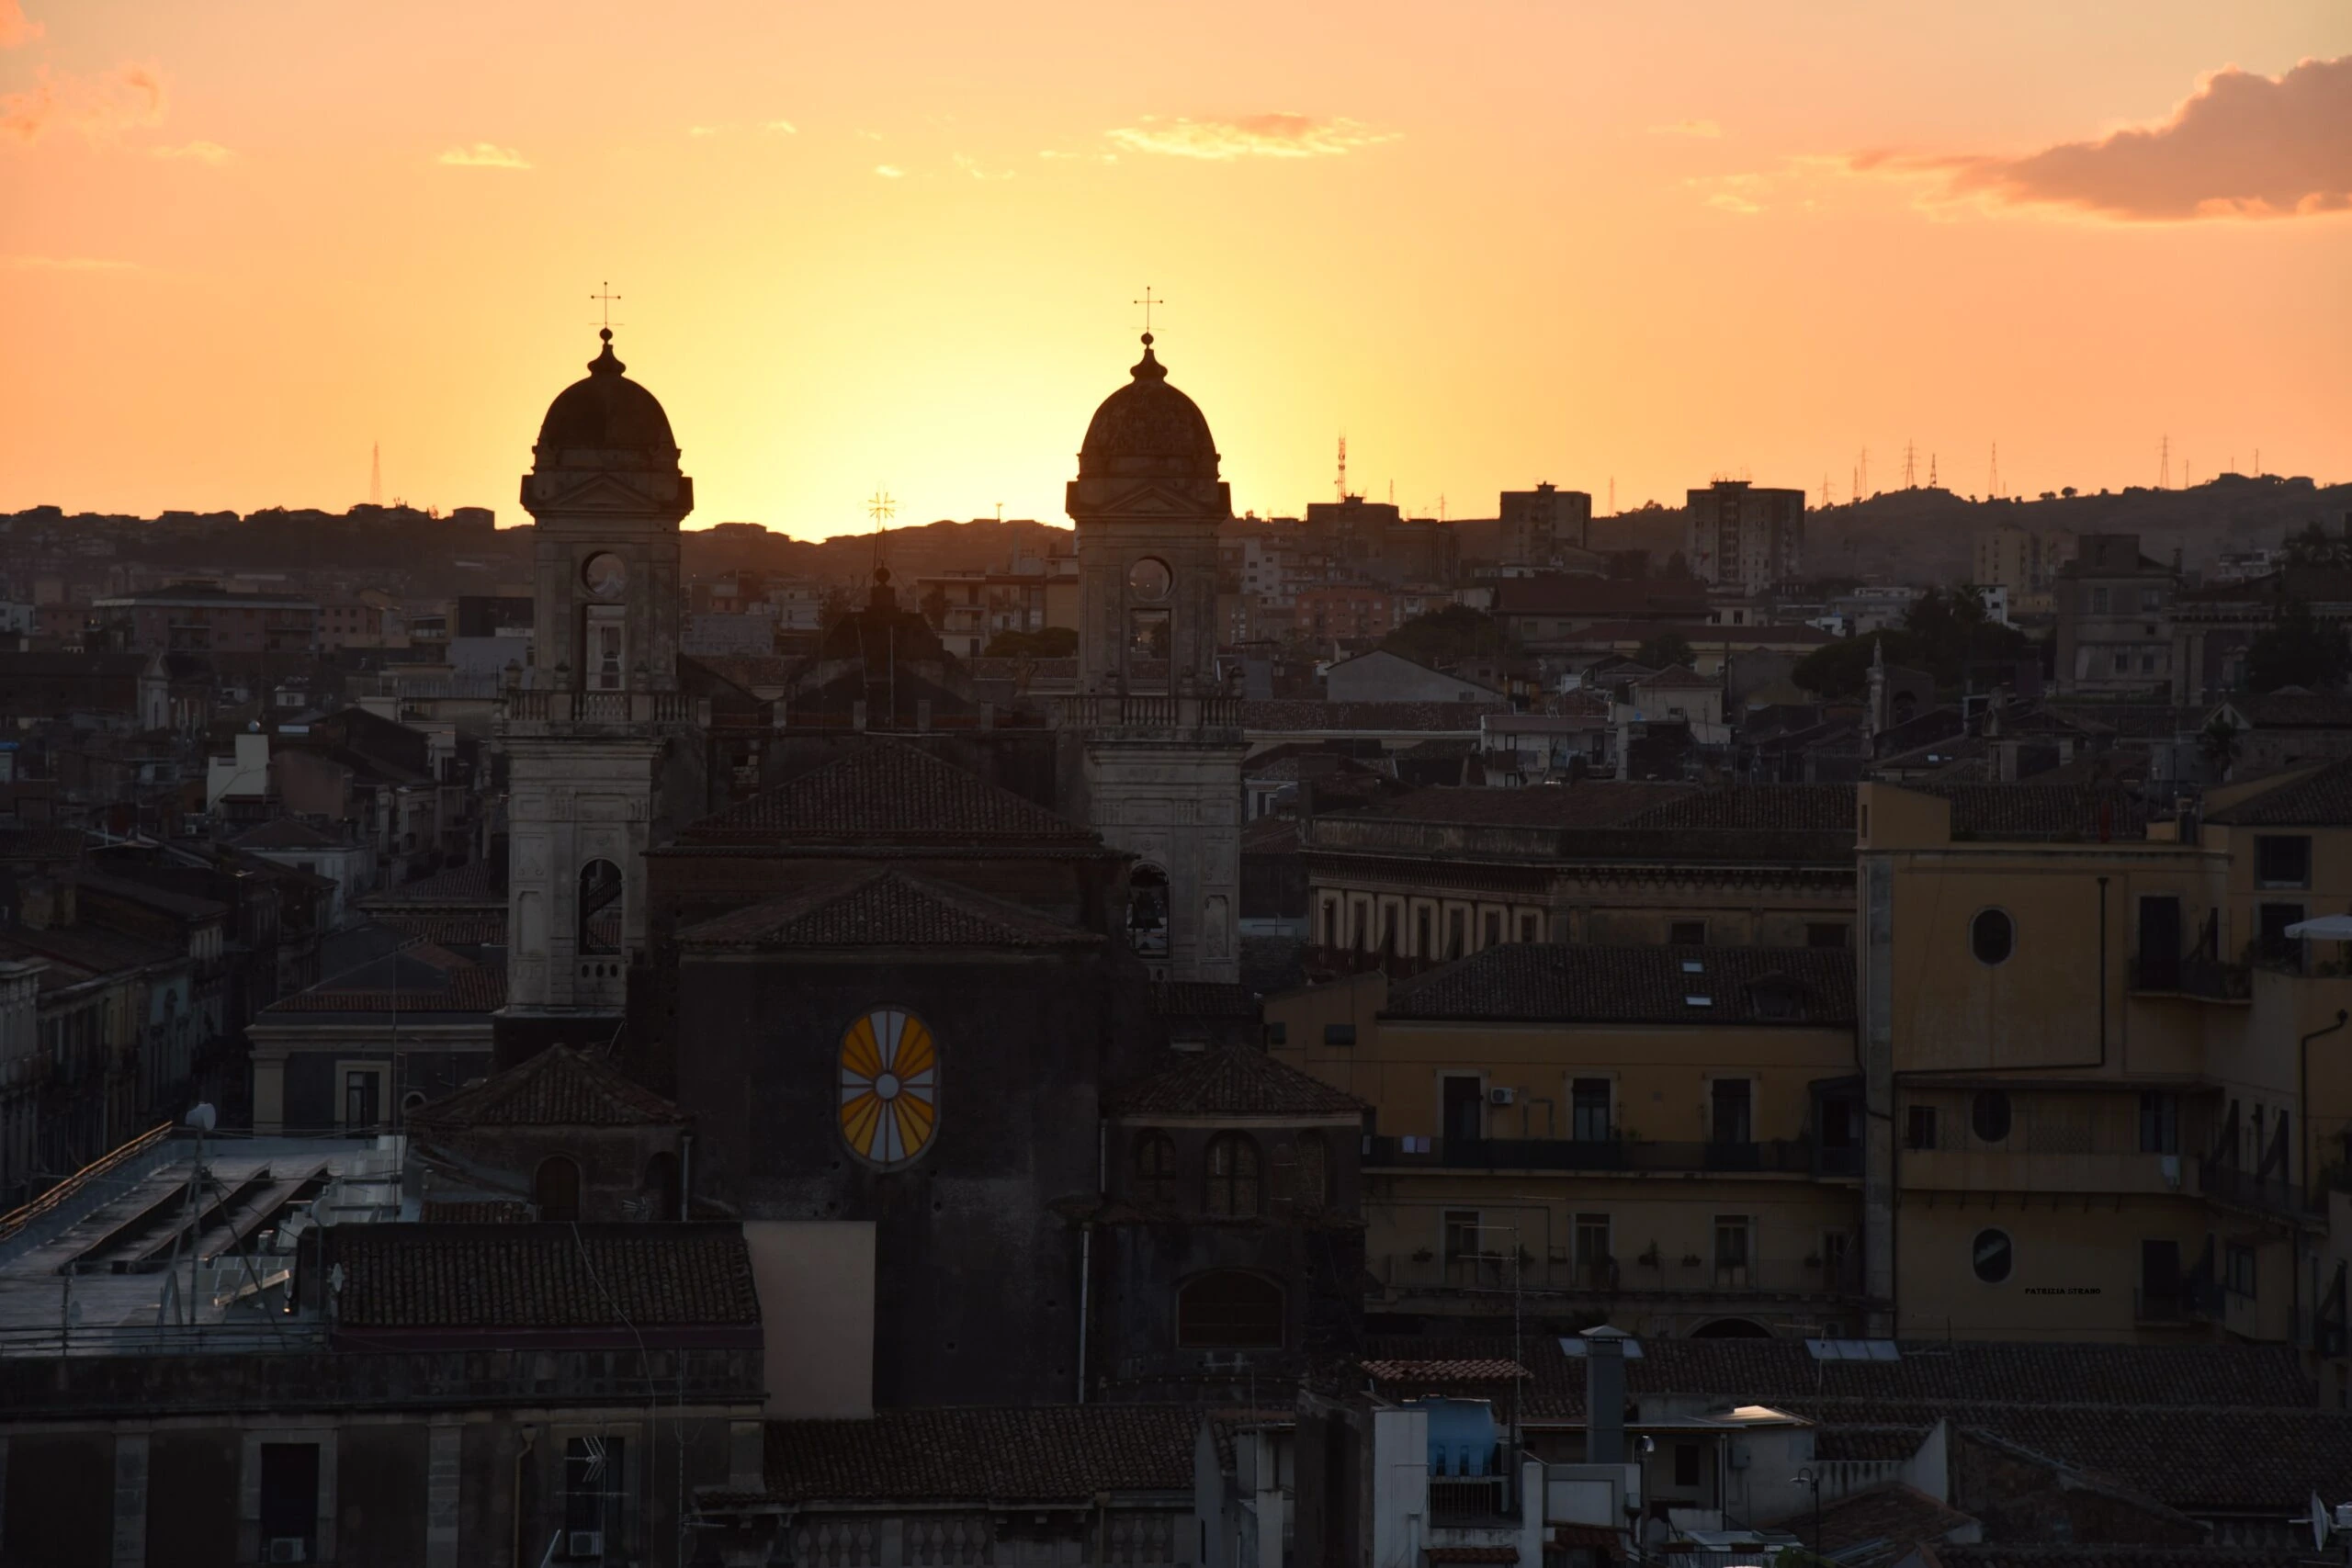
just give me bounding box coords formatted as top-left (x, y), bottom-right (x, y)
top-left (496, 330), bottom-right (701, 1059)
top-left (1066, 334), bottom-right (1243, 983)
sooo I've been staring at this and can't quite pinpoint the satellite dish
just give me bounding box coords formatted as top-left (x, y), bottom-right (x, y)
top-left (185, 1102), bottom-right (217, 1132)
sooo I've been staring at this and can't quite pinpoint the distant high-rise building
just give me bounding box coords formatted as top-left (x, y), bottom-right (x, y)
top-left (1500, 482), bottom-right (1592, 566)
top-left (1685, 479), bottom-right (1804, 591)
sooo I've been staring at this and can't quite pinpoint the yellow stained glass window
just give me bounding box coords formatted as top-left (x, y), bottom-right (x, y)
top-left (838, 1008), bottom-right (937, 1168)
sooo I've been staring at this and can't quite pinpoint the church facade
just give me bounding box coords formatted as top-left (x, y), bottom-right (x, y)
top-left (490, 327), bottom-right (1355, 1410)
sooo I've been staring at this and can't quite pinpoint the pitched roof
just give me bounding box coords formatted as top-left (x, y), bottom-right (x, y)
top-left (1939, 1551), bottom-right (2328, 1568)
top-left (1622, 784), bottom-right (1857, 832)
top-left (231, 818), bottom-right (351, 852)
top-left (1930, 784), bottom-right (2154, 841)
top-left (684, 740), bottom-right (1096, 847)
top-left (1148, 981), bottom-right (1261, 1019)
top-left (1112, 1044), bottom-right (1363, 1119)
top-left (1765, 1483), bottom-right (1978, 1565)
top-left (1238, 700), bottom-right (1507, 734)
top-left (1386, 944), bottom-right (1856, 1026)
top-left (1362, 1359), bottom-right (1529, 1383)
top-left (260, 944), bottom-right (504, 1016)
top-left (761, 1406), bottom-right (1198, 1503)
top-left (676, 867), bottom-right (1100, 950)
top-left (2218, 690), bottom-right (2352, 729)
top-left (1345, 783), bottom-right (1696, 828)
top-left (406, 1043), bottom-right (685, 1132)
top-left (366, 857), bottom-right (504, 906)
top-left (2205, 755), bottom-right (2352, 826)
top-left (329, 1224), bottom-right (757, 1330)
top-left (1635, 664), bottom-right (1717, 691)
top-left (0, 828), bottom-right (85, 861)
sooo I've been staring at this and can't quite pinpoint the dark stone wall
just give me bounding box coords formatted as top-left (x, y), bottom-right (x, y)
top-left (756, 732), bottom-right (1064, 815)
top-left (148, 1429), bottom-right (240, 1568)
top-left (2, 1429), bottom-right (113, 1568)
top-left (675, 947), bottom-right (1159, 1406)
top-left (337, 1425), bottom-right (428, 1568)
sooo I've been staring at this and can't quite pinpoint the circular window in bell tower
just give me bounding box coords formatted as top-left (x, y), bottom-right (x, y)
top-left (582, 552), bottom-right (628, 600)
top-left (1126, 557), bottom-right (1172, 602)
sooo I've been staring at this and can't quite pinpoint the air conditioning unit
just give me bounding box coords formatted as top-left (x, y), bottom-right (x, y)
top-left (266, 1540), bottom-right (308, 1565)
top-left (567, 1530), bottom-right (605, 1561)
top-left (1487, 1087), bottom-right (1518, 1107)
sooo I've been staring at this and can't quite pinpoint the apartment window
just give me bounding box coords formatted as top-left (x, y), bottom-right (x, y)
top-left (2256, 836), bottom-right (2313, 888)
top-left (1317, 899), bottom-right (1334, 947)
top-left (1322, 1022), bottom-right (1356, 1046)
top-left (535, 1156), bottom-right (582, 1222)
top-left (1294, 1133), bottom-right (1329, 1210)
top-left (1416, 906), bottom-right (1432, 956)
top-left (2090, 586), bottom-right (2111, 613)
top-left (1713, 1214), bottom-right (1752, 1277)
top-left (1571, 1078), bottom-right (1612, 1142)
top-left (2139, 653), bottom-right (2157, 674)
top-left (343, 1067), bottom-right (382, 1132)
top-left (1575, 1213), bottom-right (1612, 1283)
top-left (1711, 1077), bottom-right (1754, 1145)
top-left (1263, 1022), bottom-right (1288, 1046)
top-left (1443, 1209), bottom-right (1484, 1267)
top-left (1670, 919), bottom-right (1707, 946)
top-left (2141, 1238), bottom-right (2182, 1314)
top-left (1673, 1442), bottom-right (1702, 1489)
top-left (2226, 1244), bottom-right (2257, 1300)
top-left (1971, 1089), bottom-right (2012, 1144)
top-left (1971, 908), bottom-right (2015, 965)
top-left (1972, 1227), bottom-right (2014, 1284)
top-left (259, 1443), bottom-right (321, 1563)
top-left (2112, 652), bottom-right (2131, 675)
top-left (563, 1435), bottom-right (628, 1550)
top-left (1905, 1104), bottom-right (1939, 1150)
top-left (1442, 1075), bottom-right (1485, 1145)
top-left (1517, 911), bottom-right (1541, 942)
top-left (1447, 907), bottom-right (1466, 959)
top-left (2141, 587), bottom-right (2164, 611)
top-left (2139, 1092), bottom-right (2180, 1155)
top-left (1205, 1134), bottom-right (1261, 1216)
top-left (2258, 902), bottom-right (2306, 958)
top-left (1134, 1132), bottom-right (1178, 1206)
top-left (1821, 1230), bottom-right (1854, 1290)
top-left (1806, 922), bottom-right (1849, 950)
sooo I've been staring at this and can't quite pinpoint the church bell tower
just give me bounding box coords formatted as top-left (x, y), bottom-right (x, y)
top-left (1066, 333), bottom-right (1244, 983)
top-left (495, 329), bottom-right (702, 1059)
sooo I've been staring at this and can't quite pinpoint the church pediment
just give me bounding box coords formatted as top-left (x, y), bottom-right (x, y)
top-left (1068, 476), bottom-right (1229, 521)
top-left (523, 468), bottom-right (694, 517)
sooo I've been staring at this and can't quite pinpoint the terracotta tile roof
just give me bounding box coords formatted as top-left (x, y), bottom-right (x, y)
top-left (1148, 981), bottom-right (1261, 1019)
top-left (1813, 1427), bottom-right (1929, 1462)
top-left (1362, 1358), bottom-right (1529, 1382)
top-left (231, 818), bottom-right (350, 852)
top-left (1239, 701), bottom-right (1507, 733)
top-left (367, 857), bottom-right (504, 906)
top-left (79, 870), bottom-right (226, 921)
top-left (407, 1044), bottom-right (685, 1132)
top-left (1939, 1551), bottom-right (2329, 1568)
top-left (1636, 665), bottom-right (1717, 690)
top-left (372, 909), bottom-right (507, 947)
top-left (1242, 817), bottom-right (1301, 855)
top-left (2216, 691), bottom-right (2352, 729)
top-left (676, 867), bottom-right (1100, 949)
top-left (262, 945), bottom-right (505, 1015)
top-left (1347, 783), bottom-right (1696, 827)
top-left (1428, 1549), bottom-right (1521, 1563)
top-left (419, 1199), bottom-right (529, 1224)
top-left (329, 1224), bottom-right (758, 1330)
top-left (684, 740), bottom-right (1096, 846)
top-left (0, 828), bottom-right (84, 862)
top-left (1114, 1044), bottom-right (1363, 1118)
top-left (762, 1406), bottom-right (1199, 1503)
top-left (1762, 1483), bottom-right (1977, 1560)
top-left (2206, 755), bottom-right (2352, 826)
top-left (1930, 784), bottom-right (2154, 841)
top-left (1386, 944), bottom-right (1856, 1026)
top-left (1623, 784), bottom-right (1857, 832)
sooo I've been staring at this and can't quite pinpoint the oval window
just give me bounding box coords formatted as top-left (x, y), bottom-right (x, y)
top-left (1972, 1227), bottom-right (2014, 1284)
top-left (838, 1008), bottom-right (937, 1168)
top-left (1971, 908), bottom-right (2014, 966)
top-left (1127, 557), bottom-right (1172, 602)
top-left (1971, 1089), bottom-right (2012, 1144)
top-left (582, 551), bottom-right (628, 600)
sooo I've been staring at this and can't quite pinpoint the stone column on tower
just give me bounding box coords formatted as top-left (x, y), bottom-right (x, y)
top-left (1062, 334), bottom-right (1245, 984)
top-left (494, 329), bottom-right (707, 1062)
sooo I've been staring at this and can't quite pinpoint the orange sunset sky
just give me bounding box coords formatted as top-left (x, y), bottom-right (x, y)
top-left (3, 2), bottom-right (2348, 537)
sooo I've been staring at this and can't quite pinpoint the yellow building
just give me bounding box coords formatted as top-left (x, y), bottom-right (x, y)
top-left (1860, 774), bottom-right (2352, 1377)
top-left (1268, 944), bottom-right (1865, 1338)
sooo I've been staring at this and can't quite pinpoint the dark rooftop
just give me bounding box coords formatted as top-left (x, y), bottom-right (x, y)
top-left (1386, 943), bottom-right (1856, 1026)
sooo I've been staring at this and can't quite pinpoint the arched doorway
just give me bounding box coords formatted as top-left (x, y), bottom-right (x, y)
top-left (1689, 1316), bottom-right (1771, 1339)
top-left (534, 1155), bottom-right (582, 1222)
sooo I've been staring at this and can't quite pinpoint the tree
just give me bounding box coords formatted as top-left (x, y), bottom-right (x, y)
top-left (1637, 632), bottom-right (1693, 670)
top-left (2281, 521), bottom-right (2352, 570)
top-left (919, 586), bottom-right (950, 630)
top-left (1791, 587), bottom-right (2034, 700)
top-left (2199, 715), bottom-right (2240, 776)
top-left (981, 626), bottom-right (1078, 659)
top-left (1380, 605), bottom-right (1516, 667)
top-left (2244, 598), bottom-right (2352, 694)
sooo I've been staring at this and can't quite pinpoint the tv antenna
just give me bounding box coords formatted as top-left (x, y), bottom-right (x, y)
top-left (1928, 452), bottom-right (1939, 489)
top-left (2159, 434), bottom-right (2171, 489)
top-left (368, 442), bottom-right (381, 506)
top-left (1989, 442), bottom-right (2001, 499)
top-left (1335, 435), bottom-right (1349, 502)
top-left (1902, 440), bottom-right (1917, 490)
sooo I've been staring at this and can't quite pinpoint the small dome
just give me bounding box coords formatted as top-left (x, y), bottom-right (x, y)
top-left (534, 330), bottom-right (679, 469)
top-left (1077, 335), bottom-right (1219, 483)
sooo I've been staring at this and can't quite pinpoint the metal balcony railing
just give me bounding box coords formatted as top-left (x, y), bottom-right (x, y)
top-left (1376, 1252), bottom-right (1861, 1299)
top-left (1363, 1135), bottom-right (1819, 1176)
top-left (2130, 956), bottom-right (2252, 1001)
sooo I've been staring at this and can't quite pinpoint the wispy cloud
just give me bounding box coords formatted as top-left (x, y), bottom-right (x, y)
top-left (687, 124), bottom-right (721, 138)
top-left (0, 0), bottom-right (41, 50)
top-left (153, 140), bottom-right (230, 164)
top-left (952, 152), bottom-right (1012, 182)
top-left (1039, 149), bottom-right (1117, 164)
top-left (1649, 118), bottom-right (1722, 139)
top-left (764, 119), bottom-right (797, 135)
top-left (5, 253), bottom-right (138, 271)
top-left (1106, 113), bottom-right (1398, 161)
top-left (873, 164), bottom-right (904, 178)
top-left (1, 62), bottom-right (166, 146)
top-left (436, 141), bottom-right (530, 170)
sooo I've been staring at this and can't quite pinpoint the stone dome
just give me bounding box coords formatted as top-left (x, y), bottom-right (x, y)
top-left (1077, 335), bottom-right (1219, 483)
top-left (533, 330), bottom-right (679, 470)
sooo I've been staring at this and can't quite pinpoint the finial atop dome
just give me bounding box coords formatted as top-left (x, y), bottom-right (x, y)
top-left (1130, 333), bottom-right (1167, 384)
top-left (589, 327), bottom-right (626, 377)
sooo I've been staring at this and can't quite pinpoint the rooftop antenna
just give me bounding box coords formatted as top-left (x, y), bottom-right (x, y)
top-left (1608, 476), bottom-right (1615, 514)
top-left (1820, 473), bottom-right (1832, 509)
top-left (1902, 440), bottom-right (1917, 490)
top-left (1989, 442), bottom-right (2001, 500)
top-left (2159, 434), bottom-right (2171, 490)
top-left (1336, 435), bottom-right (1349, 502)
top-left (1928, 452), bottom-right (1939, 489)
top-left (1860, 447), bottom-right (1871, 499)
top-left (368, 442), bottom-right (381, 507)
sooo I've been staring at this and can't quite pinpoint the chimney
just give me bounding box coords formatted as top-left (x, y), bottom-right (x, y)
top-left (1582, 1325), bottom-right (1631, 1465)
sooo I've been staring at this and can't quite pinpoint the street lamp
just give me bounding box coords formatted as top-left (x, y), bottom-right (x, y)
top-left (1793, 1468), bottom-right (1822, 1560)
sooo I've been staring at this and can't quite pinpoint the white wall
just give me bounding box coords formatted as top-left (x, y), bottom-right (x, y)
top-left (742, 1219), bottom-right (877, 1417)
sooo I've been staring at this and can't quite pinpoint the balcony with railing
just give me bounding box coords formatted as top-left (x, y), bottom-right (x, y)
top-left (1374, 1250), bottom-right (1862, 1302)
top-left (498, 687), bottom-right (708, 735)
top-left (1364, 1134), bottom-right (1828, 1179)
top-left (1057, 693), bottom-right (1244, 738)
top-left (2130, 955), bottom-right (2252, 1002)
top-left (1903, 1114), bottom-right (2196, 1196)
